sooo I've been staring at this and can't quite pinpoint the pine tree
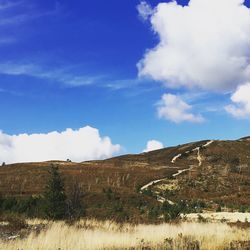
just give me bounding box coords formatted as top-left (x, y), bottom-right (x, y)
top-left (43, 164), bottom-right (67, 220)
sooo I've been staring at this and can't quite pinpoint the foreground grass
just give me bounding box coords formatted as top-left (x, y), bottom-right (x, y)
top-left (0, 219), bottom-right (250, 250)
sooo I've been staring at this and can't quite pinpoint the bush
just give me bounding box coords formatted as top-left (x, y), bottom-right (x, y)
top-left (0, 196), bottom-right (46, 218)
top-left (148, 206), bottom-right (160, 221)
top-left (141, 187), bottom-right (154, 197)
top-left (66, 182), bottom-right (85, 220)
top-left (162, 201), bottom-right (185, 221)
top-left (229, 165), bottom-right (240, 174)
top-left (240, 179), bottom-right (250, 185)
top-left (103, 187), bottom-right (115, 200)
top-left (239, 205), bottom-right (249, 213)
top-left (1, 197), bottom-right (18, 211)
top-left (216, 205), bottom-right (222, 212)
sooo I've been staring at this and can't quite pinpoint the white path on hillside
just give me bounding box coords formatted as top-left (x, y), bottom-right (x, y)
top-left (141, 140), bottom-right (214, 203)
top-left (171, 154), bottom-right (182, 163)
top-left (140, 178), bottom-right (166, 191)
top-left (191, 147), bottom-right (202, 166)
top-left (193, 140), bottom-right (214, 166)
top-left (203, 140), bottom-right (214, 147)
top-left (171, 140), bottom-right (214, 166)
top-left (172, 167), bottom-right (194, 177)
top-left (140, 167), bottom-right (194, 203)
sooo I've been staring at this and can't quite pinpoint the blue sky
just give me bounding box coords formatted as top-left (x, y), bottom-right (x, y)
top-left (0, 0), bottom-right (250, 162)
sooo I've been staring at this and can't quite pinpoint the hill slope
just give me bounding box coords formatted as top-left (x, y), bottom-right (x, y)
top-left (0, 137), bottom-right (249, 219)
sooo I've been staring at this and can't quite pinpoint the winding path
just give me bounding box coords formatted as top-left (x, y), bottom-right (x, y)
top-left (171, 140), bottom-right (214, 167)
top-left (140, 140), bottom-right (214, 203)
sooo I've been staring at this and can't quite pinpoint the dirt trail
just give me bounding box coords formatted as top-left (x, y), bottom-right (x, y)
top-left (172, 167), bottom-right (194, 178)
top-left (171, 154), bottom-right (182, 164)
top-left (171, 140), bottom-right (214, 167)
top-left (140, 140), bottom-right (214, 203)
top-left (140, 178), bottom-right (166, 191)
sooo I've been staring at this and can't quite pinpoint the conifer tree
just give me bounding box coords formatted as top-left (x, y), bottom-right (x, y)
top-left (44, 164), bottom-right (67, 220)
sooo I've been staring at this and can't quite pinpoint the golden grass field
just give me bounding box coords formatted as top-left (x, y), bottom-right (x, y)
top-left (0, 218), bottom-right (250, 250)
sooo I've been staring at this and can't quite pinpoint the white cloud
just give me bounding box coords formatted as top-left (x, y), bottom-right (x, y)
top-left (137, 1), bottom-right (153, 21)
top-left (0, 63), bottom-right (98, 86)
top-left (143, 140), bottom-right (164, 152)
top-left (0, 126), bottom-right (121, 164)
top-left (0, 1), bottom-right (59, 26)
top-left (225, 82), bottom-right (250, 118)
top-left (157, 93), bottom-right (204, 123)
top-left (138, 0), bottom-right (250, 91)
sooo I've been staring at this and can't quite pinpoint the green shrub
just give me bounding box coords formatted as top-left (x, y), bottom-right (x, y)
top-left (148, 206), bottom-right (160, 221)
top-left (1, 197), bottom-right (18, 211)
top-left (239, 205), bottom-right (249, 213)
top-left (162, 201), bottom-right (185, 221)
top-left (216, 205), bottom-right (222, 212)
top-left (142, 187), bottom-right (154, 197)
top-left (240, 179), bottom-right (250, 185)
top-left (66, 182), bottom-right (85, 220)
top-left (229, 165), bottom-right (240, 174)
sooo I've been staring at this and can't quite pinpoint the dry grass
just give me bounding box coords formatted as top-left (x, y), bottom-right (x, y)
top-left (0, 219), bottom-right (249, 250)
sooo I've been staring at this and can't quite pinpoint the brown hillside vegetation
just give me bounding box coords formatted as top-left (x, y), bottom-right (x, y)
top-left (0, 138), bottom-right (250, 220)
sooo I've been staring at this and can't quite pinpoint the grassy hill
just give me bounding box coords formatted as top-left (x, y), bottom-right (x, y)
top-left (0, 137), bottom-right (249, 221)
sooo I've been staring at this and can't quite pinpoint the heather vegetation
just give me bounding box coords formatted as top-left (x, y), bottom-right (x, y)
top-left (1, 163), bottom-right (250, 225)
top-left (0, 165), bottom-right (85, 221)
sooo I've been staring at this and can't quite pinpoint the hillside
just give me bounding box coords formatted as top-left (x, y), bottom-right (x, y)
top-left (0, 137), bottom-right (249, 221)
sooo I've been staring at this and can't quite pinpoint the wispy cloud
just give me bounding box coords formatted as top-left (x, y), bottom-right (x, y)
top-left (137, 1), bottom-right (153, 21)
top-left (0, 87), bottom-right (23, 96)
top-left (0, 62), bottom-right (157, 90)
top-left (0, 3), bottom-right (60, 26)
top-left (0, 62), bottom-right (101, 87)
top-left (0, 0), bottom-right (61, 47)
top-left (104, 78), bottom-right (147, 90)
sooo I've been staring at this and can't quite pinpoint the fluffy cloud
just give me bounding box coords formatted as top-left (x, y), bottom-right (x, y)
top-left (225, 83), bottom-right (250, 118)
top-left (143, 140), bottom-right (164, 152)
top-left (138, 0), bottom-right (250, 91)
top-left (157, 94), bottom-right (204, 123)
top-left (0, 126), bottom-right (121, 164)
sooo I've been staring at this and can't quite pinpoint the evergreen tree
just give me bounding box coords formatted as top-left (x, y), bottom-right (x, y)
top-left (43, 164), bottom-right (67, 220)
